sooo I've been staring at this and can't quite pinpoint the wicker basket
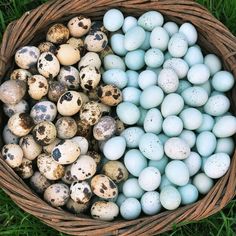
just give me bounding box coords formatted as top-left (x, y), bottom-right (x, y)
top-left (0, 0), bottom-right (236, 235)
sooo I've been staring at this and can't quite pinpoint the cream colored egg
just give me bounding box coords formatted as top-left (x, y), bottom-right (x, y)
top-left (78, 52), bottom-right (101, 70)
top-left (68, 16), bottom-right (91, 37)
top-left (67, 37), bottom-right (84, 51)
top-left (46, 24), bottom-right (69, 44)
top-left (15, 158), bottom-right (33, 179)
top-left (80, 66), bottom-right (101, 90)
top-left (30, 171), bottom-right (51, 193)
top-left (70, 181), bottom-right (92, 203)
top-left (84, 31), bottom-right (108, 52)
top-left (38, 41), bottom-right (56, 54)
top-left (10, 69), bottom-right (32, 82)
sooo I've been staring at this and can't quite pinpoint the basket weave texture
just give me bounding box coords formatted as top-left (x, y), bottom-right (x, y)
top-left (0, 0), bottom-right (236, 235)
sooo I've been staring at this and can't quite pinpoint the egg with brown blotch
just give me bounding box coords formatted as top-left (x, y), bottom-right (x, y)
top-left (15, 158), bottom-right (34, 179)
top-left (55, 117), bottom-right (77, 139)
top-left (70, 181), bottom-right (92, 204)
top-left (10, 69), bottom-right (32, 82)
top-left (68, 16), bottom-right (91, 37)
top-left (46, 23), bottom-right (69, 44)
top-left (38, 41), bottom-right (57, 54)
top-left (3, 100), bottom-right (29, 118)
top-left (48, 81), bottom-right (68, 102)
top-left (84, 31), bottom-right (108, 52)
top-left (62, 164), bottom-right (77, 185)
top-left (30, 171), bottom-right (51, 194)
top-left (66, 198), bottom-right (90, 214)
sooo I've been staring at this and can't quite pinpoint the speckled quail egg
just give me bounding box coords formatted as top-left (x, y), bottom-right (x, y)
top-left (70, 181), bottom-right (92, 203)
top-left (85, 87), bottom-right (100, 100)
top-left (43, 138), bottom-right (61, 154)
top-left (0, 80), bottom-right (26, 105)
top-left (44, 183), bottom-right (70, 207)
top-left (15, 46), bottom-right (40, 69)
top-left (71, 155), bottom-right (97, 180)
top-left (3, 100), bottom-right (29, 118)
top-left (74, 119), bottom-right (91, 138)
top-left (46, 23), bottom-right (69, 44)
top-left (55, 117), bottom-right (77, 139)
top-left (61, 164), bottom-right (76, 184)
top-left (15, 158), bottom-right (33, 179)
top-left (80, 101), bottom-right (102, 125)
top-left (97, 101), bottom-right (111, 115)
top-left (2, 125), bottom-right (20, 144)
top-left (37, 52), bottom-right (60, 79)
top-left (38, 41), bottom-right (57, 54)
top-left (1, 144), bottom-right (23, 168)
top-left (99, 45), bottom-right (114, 60)
top-left (67, 37), bottom-right (84, 52)
top-left (8, 113), bottom-right (34, 137)
top-left (10, 69), bottom-right (32, 82)
top-left (67, 16), bottom-right (91, 37)
top-left (57, 91), bottom-right (82, 116)
top-left (37, 153), bottom-right (65, 180)
top-left (78, 52), bottom-right (101, 70)
top-left (91, 201), bottom-right (119, 221)
top-left (91, 174), bottom-right (118, 199)
top-left (115, 118), bottom-right (125, 134)
top-left (93, 116), bottom-right (116, 141)
top-left (48, 81), bottom-right (68, 102)
top-left (19, 134), bottom-right (42, 160)
top-left (87, 150), bottom-right (101, 166)
top-left (32, 121), bottom-right (56, 146)
top-left (66, 198), bottom-right (89, 213)
top-left (71, 136), bottom-right (89, 155)
top-left (84, 31), bottom-right (108, 52)
top-left (97, 84), bottom-right (122, 106)
top-left (30, 171), bottom-right (51, 194)
top-left (80, 66), bottom-right (101, 91)
top-left (90, 21), bottom-right (108, 34)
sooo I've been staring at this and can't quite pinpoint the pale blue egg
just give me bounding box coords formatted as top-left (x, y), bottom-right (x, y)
top-left (159, 174), bottom-right (174, 190)
top-left (140, 85), bottom-right (164, 109)
top-left (144, 108), bottom-right (163, 134)
top-left (139, 133), bottom-right (164, 160)
top-left (178, 184), bottom-right (199, 205)
top-left (122, 16), bottom-right (138, 33)
top-left (126, 70), bottom-right (139, 88)
top-left (138, 11), bottom-right (164, 31)
top-left (179, 23), bottom-right (198, 46)
top-left (184, 45), bottom-right (204, 66)
top-left (201, 156), bottom-right (208, 171)
top-left (215, 137), bottom-right (234, 155)
top-left (165, 160), bottom-right (190, 186)
top-left (162, 115), bottom-right (183, 137)
top-left (198, 80), bottom-right (211, 95)
top-left (149, 155), bottom-right (169, 174)
top-left (144, 48), bottom-right (164, 68)
top-left (163, 21), bottom-right (179, 36)
top-left (122, 178), bottom-right (144, 198)
top-left (124, 149), bottom-right (147, 177)
top-left (121, 127), bottom-right (144, 148)
top-left (138, 70), bottom-right (158, 90)
top-left (160, 186), bottom-right (181, 210)
top-left (141, 191), bottom-right (161, 215)
top-left (116, 102), bottom-right (140, 125)
top-left (168, 33), bottom-right (188, 57)
top-left (120, 198), bottom-right (141, 220)
top-left (146, 67), bottom-right (162, 77)
top-left (212, 71), bottom-right (235, 92)
top-left (103, 136), bottom-right (126, 160)
top-left (187, 64), bottom-right (210, 85)
top-left (116, 193), bottom-right (127, 207)
top-left (140, 32), bottom-right (151, 50)
top-left (103, 9), bottom-right (124, 32)
top-left (179, 130), bottom-right (196, 148)
top-left (122, 87), bottom-right (141, 105)
top-left (193, 173), bottom-right (214, 194)
top-left (158, 134), bottom-right (169, 144)
top-left (176, 80), bottom-right (191, 94)
top-left (103, 54), bottom-right (126, 71)
top-left (204, 54), bottom-right (222, 76)
top-left (196, 114), bottom-right (214, 133)
top-left (102, 69), bottom-right (128, 89)
top-left (164, 51), bottom-right (172, 60)
top-left (110, 34), bottom-right (127, 56)
top-left (150, 27), bottom-right (169, 51)
top-left (183, 152), bottom-right (201, 176)
top-left (125, 49), bottom-right (145, 70)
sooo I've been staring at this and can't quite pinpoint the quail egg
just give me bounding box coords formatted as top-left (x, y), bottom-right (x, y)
top-left (3, 100), bottom-right (29, 118)
top-left (48, 81), bottom-right (68, 102)
top-left (67, 16), bottom-right (91, 37)
top-left (10, 69), bottom-right (32, 82)
top-left (70, 181), bottom-right (92, 203)
top-left (55, 117), bottom-right (77, 139)
top-left (84, 31), bottom-right (108, 52)
top-left (38, 41), bottom-right (56, 54)
top-left (46, 23), bottom-right (70, 44)
top-left (30, 171), bottom-right (51, 194)
top-left (15, 158), bottom-right (33, 179)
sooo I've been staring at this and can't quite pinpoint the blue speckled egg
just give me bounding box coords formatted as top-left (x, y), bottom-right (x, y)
top-left (160, 186), bottom-right (181, 210)
top-left (150, 27), bottom-right (169, 51)
top-left (179, 23), bottom-right (198, 46)
top-left (137, 107), bottom-right (148, 126)
top-left (176, 80), bottom-right (192, 94)
top-left (103, 9), bottom-right (124, 32)
top-left (168, 33), bottom-right (188, 57)
top-left (141, 191), bottom-right (161, 215)
top-left (110, 34), bottom-right (127, 56)
top-left (178, 184), bottom-right (199, 205)
top-left (125, 50), bottom-right (145, 70)
top-left (204, 54), bottom-right (222, 76)
top-left (122, 178), bottom-right (144, 198)
top-left (179, 130), bottom-right (196, 148)
top-left (193, 173), bottom-right (214, 194)
top-left (212, 71), bottom-right (235, 92)
top-left (162, 115), bottom-right (183, 137)
top-left (144, 48), bottom-right (164, 68)
top-left (122, 87), bottom-right (141, 105)
top-left (196, 114), bottom-right (214, 133)
top-left (159, 174), bottom-right (174, 190)
top-left (183, 152), bottom-right (201, 176)
top-left (187, 64), bottom-right (210, 85)
top-left (103, 54), bottom-right (126, 71)
top-left (121, 127), bottom-right (144, 148)
top-left (126, 70), bottom-right (139, 88)
top-left (184, 45), bottom-right (204, 66)
top-left (163, 21), bottom-right (179, 36)
top-left (140, 31), bottom-right (151, 50)
top-left (120, 198), bottom-right (141, 220)
top-left (122, 16), bottom-right (138, 33)
top-left (215, 137), bottom-right (234, 155)
top-left (149, 155), bottom-right (169, 174)
top-left (138, 70), bottom-right (158, 90)
top-left (144, 108), bottom-right (163, 134)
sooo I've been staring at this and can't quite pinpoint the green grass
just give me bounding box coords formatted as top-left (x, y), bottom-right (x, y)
top-left (0, 0), bottom-right (236, 235)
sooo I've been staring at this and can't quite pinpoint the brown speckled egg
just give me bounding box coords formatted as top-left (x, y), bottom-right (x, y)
top-left (85, 87), bottom-right (99, 101)
top-left (0, 80), bottom-right (26, 105)
top-left (10, 69), bottom-right (32, 82)
top-left (99, 45), bottom-right (114, 60)
top-left (80, 66), bottom-right (101, 91)
top-left (46, 24), bottom-right (69, 44)
top-left (70, 181), bottom-right (92, 204)
top-left (87, 150), bottom-right (101, 166)
top-left (91, 201), bottom-right (119, 221)
top-left (97, 84), bottom-right (122, 106)
top-left (90, 21), bottom-right (107, 34)
top-left (44, 183), bottom-right (70, 207)
top-left (67, 37), bottom-right (84, 51)
top-left (80, 101), bottom-right (102, 125)
top-left (91, 174), bottom-right (118, 199)
top-left (74, 118), bottom-right (91, 138)
top-left (62, 164), bottom-right (76, 184)
top-left (66, 198), bottom-right (89, 213)
top-left (15, 158), bottom-right (33, 179)
top-left (71, 155), bottom-right (97, 180)
top-left (115, 118), bottom-right (125, 135)
top-left (97, 101), bottom-right (111, 115)
top-left (19, 134), bottom-right (42, 160)
top-left (102, 161), bottom-right (128, 183)
top-left (57, 66), bottom-right (80, 90)
top-left (93, 116), bottom-right (116, 141)
top-left (15, 46), bottom-right (40, 69)
top-left (32, 121), bottom-right (57, 146)
top-left (57, 91), bottom-right (82, 116)
top-left (56, 44), bottom-right (80, 66)
top-left (84, 31), bottom-right (108, 52)
top-left (78, 52), bottom-right (101, 70)
top-left (71, 136), bottom-right (89, 155)
top-left (48, 81), bottom-right (68, 102)
top-left (43, 138), bottom-right (61, 154)
top-left (1, 144), bottom-right (23, 168)
top-left (30, 171), bottom-right (51, 194)
top-left (2, 125), bottom-right (20, 144)
top-left (38, 41), bottom-right (56, 54)
top-left (8, 113), bottom-right (34, 137)
top-left (68, 16), bottom-right (91, 37)
top-left (37, 153), bottom-right (64, 180)
top-left (28, 75), bottom-right (49, 100)
top-left (37, 52), bottom-right (60, 79)
top-left (56, 117), bottom-right (77, 139)
top-left (3, 100), bottom-right (29, 118)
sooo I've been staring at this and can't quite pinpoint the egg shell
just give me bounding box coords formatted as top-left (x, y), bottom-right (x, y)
top-left (212, 71), bottom-right (235, 92)
top-left (193, 173), bottom-right (214, 194)
top-left (103, 54), bottom-right (126, 71)
top-left (121, 127), bottom-right (144, 148)
top-left (179, 23), bottom-right (198, 46)
top-left (168, 33), bottom-right (188, 57)
top-left (125, 50), bottom-right (145, 70)
top-left (110, 34), bottom-right (127, 56)
top-left (38, 41), bottom-right (56, 54)
top-left (141, 191), bottom-right (161, 215)
top-left (126, 70), bottom-right (139, 88)
top-left (159, 174), bottom-right (175, 190)
top-left (122, 16), bottom-right (138, 33)
top-left (163, 21), bottom-right (179, 36)
top-left (48, 81), bottom-right (68, 102)
top-left (61, 164), bottom-right (76, 184)
top-left (30, 171), bottom-right (51, 194)
top-left (122, 87), bottom-right (141, 105)
top-left (137, 106), bottom-right (148, 126)
top-left (149, 155), bottom-right (168, 174)
top-left (75, 119), bottom-right (91, 138)
top-left (66, 198), bottom-right (89, 214)
top-left (86, 150), bottom-right (101, 166)
top-left (160, 186), bottom-right (181, 210)
top-left (15, 157), bottom-right (33, 179)
top-left (183, 152), bottom-right (201, 176)
top-left (84, 31), bottom-right (108, 52)
top-left (176, 80), bottom-right (191, 94)
top-left (2, 125), bottom-right (19, 144)
top-left (56, 117), bottom-right (77, 139)
top-left (10, 69), bottom-right (32, 82)
top-left (187, 64), bottom-right (210, 85)
top-left (144, 108), bottom-right (163, 134)
top-left (120, 198), bottom-right (141, 220)
top-left (70, 181), bottom-right (92, 204)
top-left (204, 54), bottom-right (222, 76)
top-left (215, 137), bottom-right (234, 155)
top-left (78, 52), bottom-right (101, 70)
top-left (162, 115), bottom-right (183, 137)
top-left (46, 23), bottom-right (69, 44)
top-left (3, 100), bottom-right (29, 118)
top-left (103, 9), bottom-right (124, 32)
top-left (67, 16), bottom-right (91, 37)
top-left (138, 70), bottom-right (158, 90)
top-left (179, 130), bottom-right (196, 148)
top-left (144, 48), bottom-right (164, 68)
top-left (43, 138), bottom-right (61, 154)
top-left (140, 31), bottom-right (151, 51)
top-left (178, 184), bottom-right (199, 205)
top-left (184, 45), bottom-right (204, 66)
top-left (150, 26), bottom-right (169, 51)
top-left (196, 114), bottom-right (214, 133)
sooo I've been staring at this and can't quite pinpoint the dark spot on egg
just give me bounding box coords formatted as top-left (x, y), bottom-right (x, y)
top-left (38, 81), bottom-right (46, 88)
top-left (84, 84), bottom-right (92, 90)
top-left (19, 113), bottom-right (34, 130)
top-left (37, 125), bottom-right (46, 135)
top-left (45, 53), bottom-right (53, 61)
top-left (38, 63), bottom-right (43, 69)
top-left (100, 189), bottom-right (104, 194)
top-left (101, 183), bottom-right (108, 190)
top-left (102, 40), bottom-right (107, 48)
top-left (65, 75), bottom-right (75, 83)
top-left (94, 33), bottom-right (103, 41)
top-left (113, 94), bottom-right (120, 99)
top-left (105, 91), bottom-right (112, 96)
top-left (60, 92), bottom-right (73, 103)
top-left (109, 180), bottom-right (116, 189)
top-left (97, 87), bottom-right (103, 97)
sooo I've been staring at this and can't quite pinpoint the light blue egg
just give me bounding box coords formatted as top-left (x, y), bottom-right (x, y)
top-left (138, 11), bottom-right (164, 31)
top-left (162, 115), bottom-right (183, 137)
top-left (122, 16), bottom-right (138, 33)
top-left (149, 155), bottom-right (169, 174)
top-left (126, 70), bottom-right (139, 88)
top-left (138, 70), bottom-right (158, 90)
top-left (164, 52), bottom-right (172, 60)
top-left (140, 85), bottom-right (164, 109)
top-left (144, 48), bottom-right (164, 68)
top-left (198, 80), bottom-right (211, 96)
top-left (139, 133), bottom-right (164, 160)
top-left (124, 149), bottom-right (147, 177)
top-left (201, 156), bottom-right (208, 171)
top-left (158, 134), bottom-right (169, 144)
top-left (163, 21), bottom-right (179, 36)
top-left (168, 32), bottom-right (188, 57)
top-left (122, 178), bottom-right (144, 198)
top-left (183, 152), bottom-right (201, 176)
top-left (116, 102), bottom-right (140, 125)
top-left (140, 31), bottom-right (151, 50)
top-left (103, 9), bottom-right (124, 32)
top-left (204, 54), bottom-right (222, 76)
top-left (137, 106), bottom-right (148, 126)
top-left (150, 27), bottom-right (169, 51)
top-left (160, 186), bottom-right (181, 210)
top-left (144, 108), bottom-right (163, 134)
top-left (141, 191), bottom-right (161, 215)
top-left (178, 184), bottom-right (199, 205)
top-left (193, 173), bottom-right (214, 194)
top-left (103, 54), bottom-right (126, 71)
top-left (122, 87), bottom-right (141, 105)
top-left (125, 50), bottom-right (145, 70)
top-left (102, 69), bottom-right (128, 89)
top-left (212, 71), bottom-right (235, 92)
top-left (159, 174), bottom-right (174, 190)
top-left (179, 23), bottom-right (198, 46)
top-left (121, 127), bottom-right (144, 148)
top-left (196, 114), bottom-right (214, 133)
top-left (176, 80), bottom-right (192, 94)
top-left (120, 198), bottom-right (141, 220)
top-left (124, 26), bottom-right (146, 51)
top-left (116, 193), bottom-right (127, 207)
top-left (110, 34), bottom-right (127, 56)
top-left (165, 160), bottom-right (190, 186)
top-left (187, 64), bottom-right (210, 85)
top-left (146, 67), bottom-right (162, 77)
top-left (179, 130), bottom-right (196, 148)
top-left (184, 45), bottom-right (204, 66)
top-left (215, 137), bottom-right (234, 155)
top-left (103, 136), bottom-right (126, 160)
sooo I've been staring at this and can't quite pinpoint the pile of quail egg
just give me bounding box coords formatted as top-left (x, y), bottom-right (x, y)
top-left (1, 9), bottom-right (236, 222)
